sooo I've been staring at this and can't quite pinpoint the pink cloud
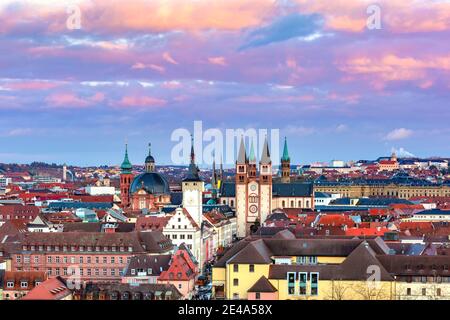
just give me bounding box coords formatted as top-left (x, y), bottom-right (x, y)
top-left (208, 56), bottom-right (227, 66)
top-left (116, 95), bottom-right (167, 108)
top-left (4, 80), bottom-right (61, 90)
top-left (163, 52), bottom-right (178, 65)
top-left (131, 62), bottom-right (166, 73)
top-left (45, 92), bottom-right (105, 108)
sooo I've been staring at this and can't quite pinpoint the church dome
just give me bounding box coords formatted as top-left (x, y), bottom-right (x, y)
top-left (145, 154), bottom-right (155, 163)
top-left (130, 172), bottom-right (170, 195)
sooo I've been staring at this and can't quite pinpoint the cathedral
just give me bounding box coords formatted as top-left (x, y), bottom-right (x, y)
top-left (219, 136), bottom-right (314, 238)
top-left (119, 144), bottom-right (171, 211)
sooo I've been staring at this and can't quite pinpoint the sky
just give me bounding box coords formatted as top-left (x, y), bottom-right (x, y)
top-left (0, 0), bottom-right (450, 167)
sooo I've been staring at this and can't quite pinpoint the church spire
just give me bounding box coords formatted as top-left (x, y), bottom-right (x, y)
top-left (260, 135), bottom-right (271, 165)
top-left (237, 135), bottom-right (247, 164)
top-left (120, 143), bottom-right (132, 173)
top-left (184, 135), bottom-right (202, 182)
top-left (211, 151), bottom-right (217, 188)
top-left (249, 140), bottom-right (256, 163)
top-left (281, 137), bottom-right (290, 162)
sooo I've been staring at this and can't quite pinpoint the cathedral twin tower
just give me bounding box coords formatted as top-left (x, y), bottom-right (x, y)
top-left (235, 136), bottom-right (290, 237)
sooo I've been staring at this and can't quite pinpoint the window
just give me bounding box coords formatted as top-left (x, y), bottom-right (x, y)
top-left (287, 272), bottom-right (296, 295)
top-left (309, 256), bottom-right (317, 265)
top-left (47, 256), bottom-right (52, 263)
top-left (111, 257), bottom-right (115, 264)
top-left (7, 281), bottom-right (14, 288)
top-left (422, 288), bottom-right (426, 296)
top-left (406, 288), bottom-right (411, 296)
top-left (187, 235), bottom-right (193, 240)
top-left (233, 264), bottom-right (239, 272)
top-left (103, 257), bottom-right (107, 264)
top-left (131, 269), bottom-right (136, 275)
top-left (310, 272), bottom-right (319, 296)
top-left (55, 256), bottom-right (60, 263)
top-left (299, 272), bottom-right (307, 295)
top-left (255, 292), bottom-right (261, 300)
top-left (249, 264), bottom-right (255, 272)
top-left (20, 281), bottom-right (28, 288)
top-left (233, 278), bottom-right (239, 286)
top-left (437, 288), bottom-right (442, 296)
top-left (111, 269), bottom-right (116, 276)
top-left (232, 293), bottom-right (239, 300)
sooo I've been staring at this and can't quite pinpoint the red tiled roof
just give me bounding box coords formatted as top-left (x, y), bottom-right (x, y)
top-left (158, 249), bottom-right (196, 281)
top-left (135, 216), bottom-right (171, 231)
top-left (22, 277), bottom-right (71, 300)
top-left (317, 214), bottom-right (355, 227)
top-left (345, 227), bottom-right (389, 236)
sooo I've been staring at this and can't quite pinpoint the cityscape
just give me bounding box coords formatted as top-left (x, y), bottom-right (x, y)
top-left (1, 0), bottom-right (450, 306)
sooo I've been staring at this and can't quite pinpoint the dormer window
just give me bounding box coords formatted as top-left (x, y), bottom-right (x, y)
top-left (131, 269), bottom-right (136, 275)
top-left (128, 246), bottom-right (133, 252)
top-left (46, 246), bottom-right (52, 251)
top-left (30, 246), bottom-right (35, 251)
top-left (7, 281), bottom-right (14, 288)
top-left (22, 245), bottom-right (28, 251)
top-left (20, 281), bottom-right (28, 288)
top-left (63, 246), bottom-right (67, 252)
top-left (79, 246), bottom-right (84, 252)
top-left (147, 268), bottom-right (152, 275)
top-left (103, 246), bottom-right (108, 252)
top-left (54, 246), bottom-right (60, 252)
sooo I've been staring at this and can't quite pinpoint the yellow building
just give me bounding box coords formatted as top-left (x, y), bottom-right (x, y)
top-left (314, 183), bottom-right (450, 199)
top-left (212, 231), bottom-right (450, 300)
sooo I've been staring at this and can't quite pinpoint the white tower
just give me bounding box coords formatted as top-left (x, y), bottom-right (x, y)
top-left (182, 136), bottom-right (204, 227)
top-left (62, 163), bottom-right (67, 181)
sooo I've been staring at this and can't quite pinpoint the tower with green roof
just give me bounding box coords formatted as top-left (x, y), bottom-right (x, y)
top-left (120, 143), bottom-right (134, 207)
top-left (281, 137), bottom-right (291, 183)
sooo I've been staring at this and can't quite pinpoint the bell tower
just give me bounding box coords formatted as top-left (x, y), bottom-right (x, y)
top-left (259, 136), bottom-right (272, 226)
top-left (235, 136), bottom-right (248, 238)
top-left (145, 143), bottom-right (155, 172)
top-left (120, 144), bottom-right (134, 208)
top-left (182, 135), bottom-right (204, 227)
top-left (281, 137), bottom-right (291, 183)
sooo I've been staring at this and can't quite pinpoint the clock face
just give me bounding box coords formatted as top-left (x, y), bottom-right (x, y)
top-left (249, 205), bottom-right (258, 214)
top-left (250, 184), bottom-right (257, 191)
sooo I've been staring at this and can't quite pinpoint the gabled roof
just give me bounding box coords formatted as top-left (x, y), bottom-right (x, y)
top-left (22, 276), bottom-right (71, 300)
top-left (248, 276), bottom-right (277, 293)
top-left (227, 239), bottom-right (272, 264)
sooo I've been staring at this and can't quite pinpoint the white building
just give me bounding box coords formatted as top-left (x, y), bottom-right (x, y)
top-left (85, 185), bottom-right (115, 195)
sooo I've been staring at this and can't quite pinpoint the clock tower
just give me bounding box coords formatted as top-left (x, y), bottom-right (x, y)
top-left (182, 136), bottom-right (204, 227)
